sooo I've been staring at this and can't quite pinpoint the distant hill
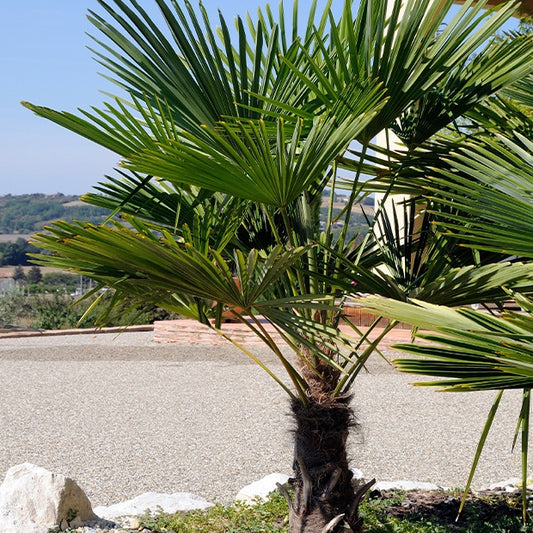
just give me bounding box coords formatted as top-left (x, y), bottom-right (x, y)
top-left (0, 194), bottom-right (108, 235)
top-left (0, 191), bottom-right (374, 238)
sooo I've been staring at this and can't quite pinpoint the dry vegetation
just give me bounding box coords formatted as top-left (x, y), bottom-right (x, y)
top-left (0, 265), bottom-right (66, 276)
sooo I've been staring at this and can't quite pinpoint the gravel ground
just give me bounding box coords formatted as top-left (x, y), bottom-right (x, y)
top-left (0, 330), bottom-right (525, 508)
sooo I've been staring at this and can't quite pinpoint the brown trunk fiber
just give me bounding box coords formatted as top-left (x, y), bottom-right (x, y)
top-left (277, 397), bottom-right (374, 532)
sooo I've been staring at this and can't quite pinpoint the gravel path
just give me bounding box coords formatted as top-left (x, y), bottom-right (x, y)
top-left (0, 330), bottom-right (525, 508)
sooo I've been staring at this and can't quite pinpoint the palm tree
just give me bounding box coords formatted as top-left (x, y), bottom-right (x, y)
top-left (24, 0), bottom-right (533, 530)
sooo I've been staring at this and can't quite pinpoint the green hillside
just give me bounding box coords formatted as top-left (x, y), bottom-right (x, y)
top-left (0, 194), bottom-right (108, 234)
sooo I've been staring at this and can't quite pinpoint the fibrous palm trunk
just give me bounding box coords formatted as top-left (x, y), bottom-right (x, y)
top-left (278, 396), bottom-right (375, 532)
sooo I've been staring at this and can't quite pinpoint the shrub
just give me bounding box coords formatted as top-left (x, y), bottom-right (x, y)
top-left (30, 293), bottom-right (80, 330)
top-left (0, 283), bottom-right (31, 326)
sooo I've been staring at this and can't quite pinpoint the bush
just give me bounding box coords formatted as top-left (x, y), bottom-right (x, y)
top-left (0, 284), bottom-right (31, 326)
top-left (30, 293), bottom-right (80, 330)
top-left (1, 284), bottom-right (178, 330)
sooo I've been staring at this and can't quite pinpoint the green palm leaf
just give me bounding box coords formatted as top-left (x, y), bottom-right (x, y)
top-left (88, 0), bottom-right (281, 127)
top-left (26, 78), bottom-right (385, 208)
top-left (320, 0), bottom-right (531, 144)
top-left (502, 72), bottom-right (533, 111)
top-left (425, 131), bottom-right (533, 257)
top-left (83, 170), bottom-right (248, 252)
top-left (30, 219), bottom-right (377, 402)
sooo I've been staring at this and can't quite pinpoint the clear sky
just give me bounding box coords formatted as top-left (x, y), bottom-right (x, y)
top-left (0, 0), bottom-right (282, 195)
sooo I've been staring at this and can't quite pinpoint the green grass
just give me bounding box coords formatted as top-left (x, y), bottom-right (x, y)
top-left (137, 490), bottom-right (533, 533)
top-left (137, 492), bottom-right (289, 532)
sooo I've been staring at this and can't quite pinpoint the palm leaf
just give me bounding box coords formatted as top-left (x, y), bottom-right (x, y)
top-left (88, 0), bottom-right (280, 126)
top-left (502, 71), bottom-right (533, 110)
top-left (328, 0), bottom-right (531, 143)
top-left (30, 218), bottom-right (377, 402)
top-left (426, 131), bottom-right (533, 258)
top-left (83, 170), bottom-right (248, 252)
top-left (25, 77), bottom-right (385, 208)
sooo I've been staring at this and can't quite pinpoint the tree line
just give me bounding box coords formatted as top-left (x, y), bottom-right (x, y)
top-left (0, 239), bottom-right (40, 266)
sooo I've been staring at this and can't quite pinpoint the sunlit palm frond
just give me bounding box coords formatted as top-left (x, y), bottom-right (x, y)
top-left (31, 219), bottom-right (301, 311)
top-left (25, 77), bottom-right (385, 209)
top-left (122, 81), bottom-right (384, 206)
top-left (423, 131), bottom-right (533, 258)
top-left (22, 0), bottom-right (533, 481)
top-left (321, 198), bottom-right (533, 306)
top-left (340, 0), bottom-right (532, 143)
top-left (361, 296), bottom-right (533, 391)
top-left (88, 0), bottom-right (284, 128)
top-left (391, 29), bottom-right (533, 147)
top-left (466, 94), bottom-right (533, 139)
top-left (30, 218), bottom-right (375, 401)
top-left (502, 71), bottom-right (533, 111)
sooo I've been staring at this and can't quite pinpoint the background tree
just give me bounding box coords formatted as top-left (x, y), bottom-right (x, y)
top-left (2, 238), bottom-right (35, 266)
top-left (26, 266), bottom-right (42, 285)
top-left (12, 266), bottom-right (26, 284)
top-left (25, 0), bottom-right (533, 530)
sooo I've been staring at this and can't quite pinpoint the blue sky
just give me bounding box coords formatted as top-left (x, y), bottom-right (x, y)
top-left (0, 0), bottom-right (275, 195)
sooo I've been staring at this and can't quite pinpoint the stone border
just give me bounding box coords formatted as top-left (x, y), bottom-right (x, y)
top-left (0, 324), bottom-right (154, 339)
top-left (152, 318), bottom-right (416, 346)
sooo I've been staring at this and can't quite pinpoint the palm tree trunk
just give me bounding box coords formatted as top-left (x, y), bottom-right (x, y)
top-left (278, 397), bottom-right (375, 532)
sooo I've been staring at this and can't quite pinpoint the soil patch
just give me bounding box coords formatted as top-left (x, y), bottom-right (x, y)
top-left (370, 488), bottom-right (527, 529)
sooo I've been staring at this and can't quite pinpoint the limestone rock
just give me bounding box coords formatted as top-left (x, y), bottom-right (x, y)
top-left (93, 491), bottom-right (213, 519)
top-left (0, 463), bottom-right (98, 533)
top-left (488, 478), bottom-right (523, 492)
top-left (235, 473), bottom-right (290, 504)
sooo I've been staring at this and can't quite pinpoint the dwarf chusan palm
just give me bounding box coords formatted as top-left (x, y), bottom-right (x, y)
top-left (25, 0), bottom-right (533, 530)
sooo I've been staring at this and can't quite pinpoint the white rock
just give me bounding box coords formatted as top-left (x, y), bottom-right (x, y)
top-left (235, 473), bottom-right (290, 504)
top-left (488, 478), bottom-right (523, 492)
top-left (0, 519), bottom-right (43, 533)
top-left (93, 491), bottom-right (213, 519)
top-left (0, 463), bottom-right (98, 533)
top-left (374, 480), bottom-right (442, 492)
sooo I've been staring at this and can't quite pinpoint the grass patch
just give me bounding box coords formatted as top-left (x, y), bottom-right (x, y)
top-left (138, 492), bottom-right (289, 532)
top-left (138, 489), bottom-right (533, 533)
